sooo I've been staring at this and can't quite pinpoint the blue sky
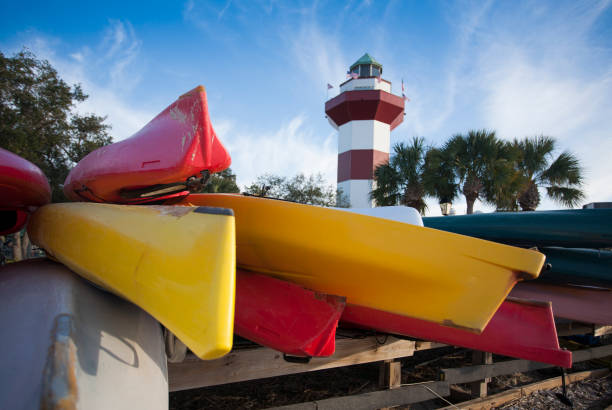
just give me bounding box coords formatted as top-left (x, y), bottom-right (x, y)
top-left (2, 0), bottom-right (611, 214)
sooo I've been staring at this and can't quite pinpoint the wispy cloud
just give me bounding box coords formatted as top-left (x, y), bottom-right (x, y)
top-left (474, 1), bottom-right (612, 206)
top-left (286, 10), bottom-right (347, 88)
top-left (5, 21), bottom-right (152, 141)
top-left (217, 115), bottom-right (338, 189)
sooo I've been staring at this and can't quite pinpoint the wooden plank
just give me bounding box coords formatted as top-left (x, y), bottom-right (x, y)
top-left (439, 368), bottom-right (610, 409)
top-left (556, 321), bottom-right (594, 336)
top-left (379, 360), bottom-right (402, 389)
top-left (414, 341), bottom-right (447, 351)
top-left (556, 322), bottom-right (612, 337)
top-left (268, 381), bottom-right (449, 410)
top-left (594, 325), bottom-right (612, 337)
top-left (442, 344), bottom-right (612, 385)
top-left (469, 351), bottom-right (492, 398)
top-left (169, 336), bottom-right (415, 391)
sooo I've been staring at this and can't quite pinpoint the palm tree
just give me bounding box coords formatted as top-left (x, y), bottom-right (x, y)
top-left (483, 140), bottom-right (525, 212)
top-left (370, 137), bottom-right (428, 214)
top-left (422, 146), bottom-right (458, 206)
top-left (442, 129), bottom-right (511, 214)
top-left (513, 136), bottom-right (584, 211)
top-left (201, 168), bottom-right (240, 193)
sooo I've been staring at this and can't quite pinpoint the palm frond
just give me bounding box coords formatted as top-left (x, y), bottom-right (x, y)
top-left (518, 136), bottom-right (555, 177)
top-left (545, 185), bottom-right (585, 208)
top-left (540, 151), bottom-right (583, 186)
top-left (423, 147), bottom-right (458, 203)
top-left (370, 162), bottom-right (401, 206)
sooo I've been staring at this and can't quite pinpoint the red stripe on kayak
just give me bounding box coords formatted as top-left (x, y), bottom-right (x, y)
top-left (341, 299), bottom-right (571, 368)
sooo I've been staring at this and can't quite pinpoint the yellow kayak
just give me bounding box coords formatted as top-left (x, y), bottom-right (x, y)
top-left (28, 203), bottom-right (235, 360)
top-left (178, 194), bottom-right (545, 332)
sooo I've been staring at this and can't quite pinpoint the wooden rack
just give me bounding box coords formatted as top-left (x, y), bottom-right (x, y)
top-left (169, 323), bottom-right (612, 409)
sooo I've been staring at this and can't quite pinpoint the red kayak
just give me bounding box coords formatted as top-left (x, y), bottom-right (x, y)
top-left (235, 270), bottom-right (346, 357)
top-left (0, 148), bottom-right (51, 235)
top-left (341, 298), bottom-right (571, 367)
top-left (511, 281), bottom-right (612, 325)
top-left (63, 86), bottom-right (231, 204)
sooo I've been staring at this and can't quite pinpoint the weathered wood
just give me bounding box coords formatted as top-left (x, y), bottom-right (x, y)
top-left (439, 368), bottom-right (610, 409)
top-left (469, 351), bottom-right (492, 398)
top-left (268, 381), bottom-right (449, 410)
top-left (556, 322), bottom-right (612, 337)
top-left (414, 341), bottom-right (447, 351)
top-left (379, 360), bottom-right (402, 389)
top-left (169, 336), bottom-right (415, 391)
top-left (594, 325), bottom-right (612, 337)
top-left (442, 344), bottom-right (612, 385)
top-left (556, 321), bottom-right (594, 336)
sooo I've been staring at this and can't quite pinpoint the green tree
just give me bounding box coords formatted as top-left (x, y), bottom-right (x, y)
top-left (513, 136), bottom-right (584, 211)
top-left (370, 138), bottom-right (429, 214)
top-left (245, 173), bottom-right (347, 207)
top-left (0, 49), bottom-right (112, 202)
top-left (200, 168), bottom-right (240, 193)
top-left (422, 146), bottom-right (458, 206)
top-left (442, 129), bottom-right (511, 214)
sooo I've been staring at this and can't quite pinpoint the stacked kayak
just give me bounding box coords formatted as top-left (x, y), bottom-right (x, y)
top-left (0, 148), bottom-right (51, 235)
top-left (236, 270), bottom-right (345, 357)
top-left (423, 209), bottom-right (612, 249)
top-left (537, 247), bottom-right (612, 288)
top-left (63, 86), bottom-right (231, 204)
top-left (22, 84), bottom-right (569, 368)
top-left (341, 298), bottom-right (571, 367)
top-left (424, 209), bottom-right (612, 326)
top-left (0, 259), bottom-right (168, 410)
top-left (178, 194), bottom-right (545, 333)
top-left (510, 282), bottom-right (612, 325)
top-left (28, 203), bottom-right (236, 360)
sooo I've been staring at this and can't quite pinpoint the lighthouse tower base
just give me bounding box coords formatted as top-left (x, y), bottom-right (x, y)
top-left (338, 180), bottom-right (374, 208)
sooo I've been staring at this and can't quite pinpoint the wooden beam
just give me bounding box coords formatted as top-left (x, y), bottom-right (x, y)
top-left (414, 341), bottom-right (447, 351)
top-left (169, 336), bottom-right (415, 391)
top-left (594, 325), bottom-right (612, 337)
top-left (439, 368), bottom-right (610, 409)
top-left (469, 351), bottom-right (492, 398)
top-left (268, 381), bottom-right (449, 410)
top-left (441, 344), bottom-right (612, 385)
top-left (556, 321), bottom-right (593, 336)
top-left (556, 322), bottom-right (612, 337)
top-left (379, 360), bottom-right (402, 389)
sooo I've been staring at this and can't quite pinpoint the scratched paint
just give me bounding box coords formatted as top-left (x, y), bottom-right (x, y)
top-left (169, 104), bottom-right (188, 125)
top-left (41, 314), bottom-right (78, 410)
top-left (149, 205), bottom-right (193, 218)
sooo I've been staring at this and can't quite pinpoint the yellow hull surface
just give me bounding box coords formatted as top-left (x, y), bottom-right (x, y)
top-left (28, 203), bottom-right (235, 360)
top-left (179, 194), bottom-right (545, 332)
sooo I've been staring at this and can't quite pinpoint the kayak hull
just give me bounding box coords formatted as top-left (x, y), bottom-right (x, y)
top-left (510, 281), bottom-right (612, 325)
top-left (28, 203), bottom-right (236, 360)
top-left (178, 194), bottom-right (545, 333)
top-left (341, 299), bottom-right (571, 367)
top-left (63, 86), bottom-right (231, 203)
top-left (538, 247), bottom-right (612, 288)
top-left (0, 148), bottom-right (51, 234)
top-left (423, 209), bottom-right (612, 248)
top-left (236, 270), bottom-right (345, 357)
top-left (0, 259), bottom-right (167, 410)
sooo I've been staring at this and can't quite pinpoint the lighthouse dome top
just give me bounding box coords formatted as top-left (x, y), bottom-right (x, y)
top-left (350, 53), bottom-right (383, 77)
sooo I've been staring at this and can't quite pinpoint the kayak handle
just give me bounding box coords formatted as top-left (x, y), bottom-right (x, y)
top-left (283, 354), bottom-right (311, 364)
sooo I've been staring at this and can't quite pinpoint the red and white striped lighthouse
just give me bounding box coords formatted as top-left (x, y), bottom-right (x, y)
top-left (325, 53), bottom-right (405, 208)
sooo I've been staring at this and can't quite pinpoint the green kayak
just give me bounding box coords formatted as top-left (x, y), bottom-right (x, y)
top-left (538, 247), bottom-right (612, 288)
top-left (423, 209), bottom-right (612, 249)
